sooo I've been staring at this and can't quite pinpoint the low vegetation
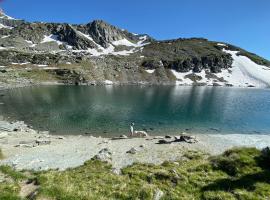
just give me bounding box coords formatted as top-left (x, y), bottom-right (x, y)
top-left (0, 148), bottom-right (3, 160)
top-left (0, 147), bottom-right (269, 199)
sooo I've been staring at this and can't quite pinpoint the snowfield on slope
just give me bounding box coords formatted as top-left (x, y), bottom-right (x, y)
top-left (170, 48), bottom-right (270, 88)
top-left (222, 49), bottom-right (270, 87)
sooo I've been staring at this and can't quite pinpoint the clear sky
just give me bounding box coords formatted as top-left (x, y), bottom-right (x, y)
top-left (1, 0), bottom-right (269, 60)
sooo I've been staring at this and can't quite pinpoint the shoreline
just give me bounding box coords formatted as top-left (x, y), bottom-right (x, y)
top-left (1, 80), bottom-right (270, 92)
top-left (1, 84), bottom-right (270, 171)
top-left (1, 120), bottom-right (269, 171)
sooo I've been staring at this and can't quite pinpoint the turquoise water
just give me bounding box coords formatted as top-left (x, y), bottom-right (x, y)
top-left (0, 86), bottom-right (270, 136)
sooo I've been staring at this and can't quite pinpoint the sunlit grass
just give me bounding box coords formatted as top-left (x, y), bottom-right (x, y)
top-left (0, 147), bottom-right (269, 199)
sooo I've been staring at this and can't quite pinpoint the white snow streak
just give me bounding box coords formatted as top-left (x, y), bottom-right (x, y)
top-left (145, 69), bottom-right (155, 74)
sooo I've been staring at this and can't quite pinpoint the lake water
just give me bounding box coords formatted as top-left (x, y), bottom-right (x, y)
top-left (0, 86), bottom-right (270, 137)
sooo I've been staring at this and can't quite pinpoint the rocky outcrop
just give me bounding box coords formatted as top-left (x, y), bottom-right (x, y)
top-left (0, 12), bottom-right (269, 86)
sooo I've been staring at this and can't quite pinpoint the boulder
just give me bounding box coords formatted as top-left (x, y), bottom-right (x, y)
top-left (157, 139), bottom-right (171, 144)
top-left (126, 147), bottom-right (138, 154)
top-left (174, 135), bottom-right (198, 144)
top-left (111, 168), bottom-right (121, 175)
top-left (112, 135), bottom-right (128, 140)
top-left (153, 189), bottom-right (164, 200)
top-left (93, 148), bottom-right (112, 163)
top-left (35, 139), bottom-right (51, 146)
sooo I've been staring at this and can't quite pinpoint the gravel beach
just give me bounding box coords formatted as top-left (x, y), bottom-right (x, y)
top-left (1, 120), bottom-right (270, 171)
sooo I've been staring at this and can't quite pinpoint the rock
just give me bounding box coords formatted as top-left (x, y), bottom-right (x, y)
top-left (165, 135), bottom-right (173, 139)
top-left (119, 135), bottom-right (128, 139)
top-left (157, 139), bottom-right (171, 144)
top-left (153, 189), bottom-right (164, 200)
top-left (56, 136), bottom-right (65, 140)
top-left (19, 140), bottom-right (36, 145)
top-left (174, 135), bottom-right (198, 144)
top-left (111, 168), bottom-right (121, 175)
top-left (153, 136), bottom-right (164, 139)
top-left (126, 147), bottom-right (138, 154)
top-left (112, 135), bottom-right (129, 140)
top-left (139, 144), bottom-right (145, 148)
top-left (35, 140), bottom-right (51, 146)
top-left (93, 148), bottom-right (112, 162)
top-left (262, 147), bottom-right (270, 161)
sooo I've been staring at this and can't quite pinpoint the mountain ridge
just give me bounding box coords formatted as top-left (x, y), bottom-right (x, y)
top-left (0, 12), bottom-right (270, 88)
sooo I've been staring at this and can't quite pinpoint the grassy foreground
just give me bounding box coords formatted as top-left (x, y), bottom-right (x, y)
top-left (0, 147), bottom-right (270, 200)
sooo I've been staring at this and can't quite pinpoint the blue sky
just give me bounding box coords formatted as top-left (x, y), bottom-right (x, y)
top-left (1, 0), bottom-right (270, 60)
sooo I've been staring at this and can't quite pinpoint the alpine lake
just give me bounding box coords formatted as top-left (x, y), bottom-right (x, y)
top-left (0, 85), bottom-right (270, 137)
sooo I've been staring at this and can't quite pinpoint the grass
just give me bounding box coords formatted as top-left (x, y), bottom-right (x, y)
top-left (0, 148), bottom-right (3, 160)
top-left (0, 147), bottom-right (269, 199)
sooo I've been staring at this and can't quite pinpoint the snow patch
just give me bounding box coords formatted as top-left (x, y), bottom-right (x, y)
top-left (0, 23), bottom-right (13, 29)
top-left (112, 38), bottom-right (137, 47)
top-left (171, 70), bottom-right (194, 85)
top-left (0, 13), bottom-right (15, 20)
top-left (217, 43), bottom-right (227, 47)
top-left (222, 49), bottom-right (270, 87)
top-left (41, 35), bottom-right (63, 45)
top-left (36, 64), bottom-right (48, 67)
top-left (11, 62), bottom-right (31, 65)
top-left (25, 40), bottom-right (36, 47)
top-left (145, 69), bottom-right (155, 74)
top-left (1, 35), bottom-right (10, 39)
top-left (104, 80), bottom-right (113, 85)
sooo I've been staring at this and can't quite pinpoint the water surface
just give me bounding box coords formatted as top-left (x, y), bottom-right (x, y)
top-left (0, 86), bottom-right (270, 136)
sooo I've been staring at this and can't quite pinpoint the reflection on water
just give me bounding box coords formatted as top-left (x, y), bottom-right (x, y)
top-left (0, 86), bottom-right (270, 136)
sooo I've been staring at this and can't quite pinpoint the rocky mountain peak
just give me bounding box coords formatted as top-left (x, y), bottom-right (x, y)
top-left (85, 19), bottom-right (128, 47)
top-left (0, 11), bottom-right (24, 28)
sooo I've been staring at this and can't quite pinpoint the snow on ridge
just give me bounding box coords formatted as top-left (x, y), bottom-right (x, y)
top-left (41, 34), bottom-right (63, 45)
top-left (40, 34), bottom-right (73, 50)
top-left (112, 36), bottom-right (149, 47)
top-left (217, 43), bottom-right (227, 47)
top-left (112, 38), bottom-right (137, 47)
top-left (0, 23), bottom-right (13, 29)
top-left (75, 31), bottom-right (140, 56)
top-left (0, 13), bottom-right (15, 20)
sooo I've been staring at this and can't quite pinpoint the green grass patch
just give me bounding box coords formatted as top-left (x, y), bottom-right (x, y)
top-left (0, 166), bottom-right (27, 181)
top-left (0, 148), bottom-right (4, 160)
top-left (0, 147), bottom-right (270, 199)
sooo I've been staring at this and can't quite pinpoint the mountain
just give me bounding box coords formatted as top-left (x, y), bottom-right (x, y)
top-left (0, 12), bottom-right (270, 88)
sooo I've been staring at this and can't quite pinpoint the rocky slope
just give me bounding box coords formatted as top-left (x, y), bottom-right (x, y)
top-left (0, 12), bottom-right (270, 87)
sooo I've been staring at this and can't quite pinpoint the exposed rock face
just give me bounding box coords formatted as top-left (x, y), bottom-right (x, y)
top-left (0, 12), bottom-right (269, 86)
top-left (86, 20), bottom-right (126, 47)
top-left (56, 24), bottom-right (98, 50)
